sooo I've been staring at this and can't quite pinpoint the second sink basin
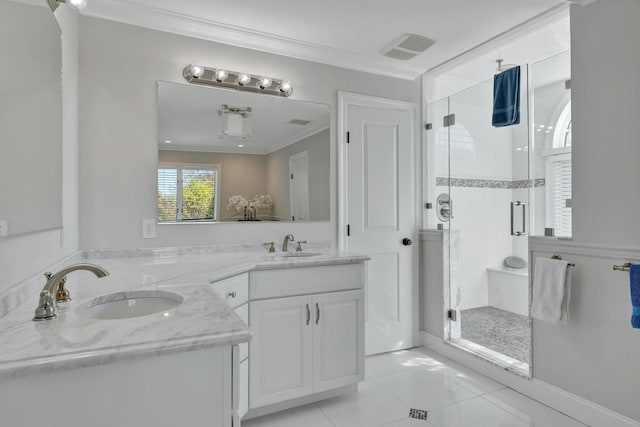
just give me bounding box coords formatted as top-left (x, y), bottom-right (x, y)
top-left (269, 252), bottom-right (323, 258)
top-left (77, 290), bottom-right (183, 320)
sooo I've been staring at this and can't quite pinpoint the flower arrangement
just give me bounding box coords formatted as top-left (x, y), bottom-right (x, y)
top-left (227, 194), bottom-right (274, 218)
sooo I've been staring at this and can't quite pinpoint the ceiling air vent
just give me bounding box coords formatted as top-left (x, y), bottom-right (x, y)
top-left (381, 33), bottom-right (436, 61)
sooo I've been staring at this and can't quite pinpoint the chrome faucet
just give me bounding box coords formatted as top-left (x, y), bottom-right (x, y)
top-left (33, 263), bottom-right (109, 321)
top-left (282, 234), bottom-right (295, 252)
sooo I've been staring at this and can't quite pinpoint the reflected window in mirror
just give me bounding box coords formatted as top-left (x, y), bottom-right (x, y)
top-left (158, 163), bottom-right (220, 222)
top-left (156, 81), bottom-right (330, 223)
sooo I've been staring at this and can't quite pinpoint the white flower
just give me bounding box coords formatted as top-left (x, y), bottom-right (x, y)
top-left (227, 195), bottom-right (249, 214)
top-left (252, 194), bottom-right (274, 209)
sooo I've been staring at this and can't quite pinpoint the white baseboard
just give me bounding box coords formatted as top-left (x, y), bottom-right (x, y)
top-left (420, 331), bottom-right (640, 427)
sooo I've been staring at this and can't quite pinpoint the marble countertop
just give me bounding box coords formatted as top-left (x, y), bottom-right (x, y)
top-left (0, 248), bottom-right (368, 380)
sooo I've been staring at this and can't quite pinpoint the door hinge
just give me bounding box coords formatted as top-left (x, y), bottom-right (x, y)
top-left (443, 114), bottom-right (456, 127)
top-left (290, 173), bottom-right (293, 180)
top-left (425, 123), bottom-right (433, 130)
top-left (347, 131), bottom-right (350, 143)
top-left (292, 216), bottom-right (295, 221)
top-left (447, 309), bottom-right (457, 321)
top-left (347, 224), bottom-right (350, 237)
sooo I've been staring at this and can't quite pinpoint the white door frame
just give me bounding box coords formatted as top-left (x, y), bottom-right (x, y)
top-left (289, 150), bottom-right (310, 221)
top-left (337, 91), bottom-right (421, 346)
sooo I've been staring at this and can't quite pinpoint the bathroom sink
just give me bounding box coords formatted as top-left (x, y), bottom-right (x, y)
top-left (269, 252), bottom-right (323, 258)
top-left (77, 290), bottom-right (183, 320)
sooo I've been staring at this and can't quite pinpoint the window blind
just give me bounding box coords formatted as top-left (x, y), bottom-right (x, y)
top-left (158, 168), bottom-right (178, 221)
top-left (550, 157), bottom-right (572, 237)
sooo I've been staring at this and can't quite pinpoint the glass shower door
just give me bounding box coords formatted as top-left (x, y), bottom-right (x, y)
top-left (444, 68), bottom-right (531, 374)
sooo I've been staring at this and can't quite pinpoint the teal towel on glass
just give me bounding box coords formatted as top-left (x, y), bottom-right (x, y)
top-left (492, 66), bottom-right (521, 127)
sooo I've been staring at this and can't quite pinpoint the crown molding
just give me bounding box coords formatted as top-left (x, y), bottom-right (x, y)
top-left (82, 0), bottom-right (424, 80)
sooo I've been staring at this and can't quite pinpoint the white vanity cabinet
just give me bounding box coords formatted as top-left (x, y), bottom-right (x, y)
top-left (247, 264), bottom-right (365, 414)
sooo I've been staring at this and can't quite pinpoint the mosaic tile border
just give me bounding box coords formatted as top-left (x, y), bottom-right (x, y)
top-left (436, 177), bottom-right (545, 189)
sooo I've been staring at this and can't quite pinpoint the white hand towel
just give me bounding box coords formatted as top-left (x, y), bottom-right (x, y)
top-left (531, 258), bottom-right (572, 324)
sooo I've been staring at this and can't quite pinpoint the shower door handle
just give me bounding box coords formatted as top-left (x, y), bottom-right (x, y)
top-left (510, 201), bottom-right (527, 236)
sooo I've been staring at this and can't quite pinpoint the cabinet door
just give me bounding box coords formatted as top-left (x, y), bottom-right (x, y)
top-left (249, 295), bottom-right (313, 408)
top-left (312, 290), bottom-right (365, 393)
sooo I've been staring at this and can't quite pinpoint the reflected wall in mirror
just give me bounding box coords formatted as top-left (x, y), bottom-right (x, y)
top-left (0, 0), bottom-right (62, 237)
top-left (157, 81), bottom-right (330, 223)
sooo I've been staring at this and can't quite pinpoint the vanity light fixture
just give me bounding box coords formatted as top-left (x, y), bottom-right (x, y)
top-left (183, 64), bottom-right (293, 97)
top-left (47, 0), bottom-right (87, 12)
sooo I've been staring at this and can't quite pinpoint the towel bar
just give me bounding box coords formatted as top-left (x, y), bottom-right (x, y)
top-left (613, 263), bottom-right (633, 272)
top-left (550, 254), bottom-right (576, 267)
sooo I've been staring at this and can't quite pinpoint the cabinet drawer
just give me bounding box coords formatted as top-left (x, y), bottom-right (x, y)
top-left (213, 273), bottom-right (249, 308)
top-left (250, 264), bottom-right (364, 300)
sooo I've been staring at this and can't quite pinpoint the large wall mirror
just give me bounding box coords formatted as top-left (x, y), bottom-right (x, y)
top-left (0, 0), bottom-right (62, 237)
top-left (157, 81), bottom-right (330, 223)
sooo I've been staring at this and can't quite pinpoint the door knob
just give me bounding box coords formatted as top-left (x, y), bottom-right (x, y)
top-left (402, 238), bottom-right (412, 246)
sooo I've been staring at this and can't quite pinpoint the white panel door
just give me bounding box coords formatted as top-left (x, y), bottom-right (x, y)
top-left (289, 151), bottom-right (310, 221)
top-left (346, 100), bottom-right (416, 355)
top-left (312, 290), bottom-right (365, 393)
top-left (249, 295), bottom-right (313, 408)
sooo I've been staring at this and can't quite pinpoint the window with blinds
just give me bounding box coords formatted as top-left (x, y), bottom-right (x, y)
top-left (549, 154), bottom-right (572, 237)
top-left (158, 164), bottom-right (219, 222)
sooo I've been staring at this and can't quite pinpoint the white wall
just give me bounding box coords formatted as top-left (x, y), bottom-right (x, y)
top-left (571, 0), bottom-right (640, 246)
top-left (0, 7), bottom-right (79, 295)
top-left (78, 17), bottom-right (419, 249)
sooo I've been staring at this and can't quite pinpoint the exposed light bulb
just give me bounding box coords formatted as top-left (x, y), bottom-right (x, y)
top-left (215, 69), bottom-right (228, 82)
top-left (189, 65), bottom-right (205, 78)
top-left (237, 73), bottom-right (251, 86)
top-left (278, 80), bottom-right (293, 96)
top-left (258, 77), bottom-right (272, 89)
top-left (67, 0), bottom-right (87, 9)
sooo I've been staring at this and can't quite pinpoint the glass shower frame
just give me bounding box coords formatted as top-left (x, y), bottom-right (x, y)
top-left (426, 66), bottom-right (533, 377)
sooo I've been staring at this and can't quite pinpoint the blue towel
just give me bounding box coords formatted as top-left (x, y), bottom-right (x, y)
top-left (492, 66), bottom-right (521, 127)
top-left (630, 264), bottom-right (640, 328)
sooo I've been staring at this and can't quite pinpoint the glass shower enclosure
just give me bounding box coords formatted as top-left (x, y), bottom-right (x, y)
top-left (427, 65), bottom-right (532, 376)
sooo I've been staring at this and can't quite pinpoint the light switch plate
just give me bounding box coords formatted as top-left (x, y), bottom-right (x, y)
top-left (0, 220), bottom-right (7, 237)
top-left (142, 218), bottom-right (156, 239)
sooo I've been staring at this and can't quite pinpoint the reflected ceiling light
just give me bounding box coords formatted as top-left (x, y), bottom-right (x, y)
top-left (47, 0), bottom-right (87, 11)
top-left (164, 140), bottom-right (172, 144)
top-left (238, 144), bottom-right (244, 148)
top-left (219, 105), bottom-right (252, 140)
top-left (182, 65), bottom-right (293, 98)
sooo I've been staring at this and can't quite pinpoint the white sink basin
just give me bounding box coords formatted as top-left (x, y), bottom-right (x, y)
top-left (270, 252), bottom-right (323, 258)
top-left (77, 290), bottom-right (183, 320)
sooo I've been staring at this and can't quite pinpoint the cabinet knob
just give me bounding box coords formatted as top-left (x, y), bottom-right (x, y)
top-left (228, 291), bottom-right (237, 298)
top-left (402, 238), bottom-right (412, 246)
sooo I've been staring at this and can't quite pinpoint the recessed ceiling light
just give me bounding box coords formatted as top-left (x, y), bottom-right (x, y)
top-left (164, 140), bottom-right (172, 144)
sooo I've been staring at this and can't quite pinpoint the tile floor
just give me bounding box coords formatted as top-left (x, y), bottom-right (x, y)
top-left (242, 347), bottom-right (586, 427)
top-left (461, 306), bottom-right (531, 364)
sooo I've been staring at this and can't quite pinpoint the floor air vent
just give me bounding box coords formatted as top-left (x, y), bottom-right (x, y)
top-left (409, 408), bottom-right (429, 421)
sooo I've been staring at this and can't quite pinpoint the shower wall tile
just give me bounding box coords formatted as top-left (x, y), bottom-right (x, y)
top-left (435, 177), bottom-right (545, 189)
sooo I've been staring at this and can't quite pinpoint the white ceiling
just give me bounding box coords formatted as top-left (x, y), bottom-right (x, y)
top-left (82, 0), bottom-right (581, 80)
top-left (157, 82), bottom-right (330, 155)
